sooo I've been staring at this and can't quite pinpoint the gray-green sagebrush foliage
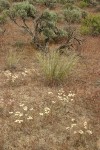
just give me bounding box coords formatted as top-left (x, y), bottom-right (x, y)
top-left (0, 0), bottom-right (10, 12)
top-left (6, 1), bottom-right (81, 52)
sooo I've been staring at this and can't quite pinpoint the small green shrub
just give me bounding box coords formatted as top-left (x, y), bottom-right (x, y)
top-left (0, 14), bottom-right (7, 24)
top-left (8, 1), bottom-right (36, 20)
top-left (79, 1), bottom-right (88, 8)
top-left (81, 14), bottom-right (100, 35)
top-left (13, 40), bottom-right (25, 48)
top-left (44, 0), bottom-right (58, 8)
top-left (6, 49), bottom-right (21, 70)
top-left (63, 8), bottom-right (82, 23)
top-left (58, 0), bottom-right (75, 4)
top-left (37, 51), bottom-right (78, 84)
top-left (80, 26), bottom-right (90, 35)
top-left (0, 0), bottom-right (10, 12)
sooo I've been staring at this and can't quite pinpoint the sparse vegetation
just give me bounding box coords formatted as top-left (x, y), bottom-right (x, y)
top-left (0, 0), bottom-right (100, 150)
top-left (37, 51), bottom-right (78, 84)
top-left (81, 14), bottom-right (100, 35)
top-left (5, 49), bottom-right (22, 70)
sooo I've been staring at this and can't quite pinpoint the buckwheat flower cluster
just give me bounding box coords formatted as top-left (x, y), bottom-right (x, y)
top-left (21, 68), bottom-right (33, 77)
top-left (11, 74), bottom-right (19, 82)
top-left (39, 107), bottom-right (50, 116)
top-left (15, 120), bottom-right (23, 123)
top-left (9, 103), bottom-right (34, 123)
top-left (44, 107), bottom-right (50, 114)
top-left (57, 88), bottom-right (75, 102)
top-left (65, 118), bottom-right (93, 135)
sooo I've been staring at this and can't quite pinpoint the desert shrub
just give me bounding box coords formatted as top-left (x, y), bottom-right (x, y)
top-left (63, 8), bottom-right (82, 23)
top-left (28, 0), bottom-right (45, 4)
top-left (0, 14), bottom-right (7, 24)
top-left (11, 0), bottom-right (25, 2)
top-left (58, 0), bottom-right (75, 4)
top-left (8, 1), bottom-right (36, 20)
top-left (44, 0), bottom-right (58, 8)
top-left (82, 0), bottom-right (97, 6)
top-left (81, 14), bottom-right (100, 35)
top-left (80, 26), bottom-right (90, 35)
top-left (79, 1), bottom-right (89, 8)
top-left (6, 1), bottom-right (82, 52)
top-left (37, 51), bottom-right (78, 83)
top-left (0, 0), bottom-right (10, 12)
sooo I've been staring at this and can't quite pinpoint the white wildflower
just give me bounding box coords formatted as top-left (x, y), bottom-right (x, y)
top-left (70, 99), bottom-right (74, 101)
top-left (52, 101), bottom-right (56, 104)
top-left (15, 113), bottom-right (20, 116)
top-left (15, 120), bottom-right (23, 123)
top-left (63, 98), bottom-right (67, 101)
top-left (59, 88), bottom-right (64, 93)
top-left (71, 118), bottom-right (75, 122)
top-left (48, 92), bottom-right (53, 95)
top-left (9, 112), bottom-right (13, 114)
top-left (86, 130), bottom-right (92, 135)
top-left (22, 72), bottom-right (27, 77)
top-left (44, 107), bottom-right (50, 114)
top-left (19, 113), bottom-right (23, 117)
top-left (68, 92), bottom-right (75, 97)
top-left (71, 124), bottom-right (77, 128)
top-left (27, 116), bottom-right (33, 120)
top-left (78, 130), bottom-right (84, 134)
top-left (4, 70), bottom-right (12, 77)
top-left (84, 121), bottom-right (87, 126)
top-left (58, 96), bottom-right (63, 99)
top-left (39, 113), bottom-right (44, 116)
top-left (23, 106), bottom-right (28, 111)
top-left (58, 93), bottom-right (62, 95)
top-left (66, 127), bottom-right (70, 130)
top-left (30, 108), bottom-right (33, 111)
top-left (84, 121), bottom-right (87, 129)
top-left (19, 103), bottom-right (24, 107)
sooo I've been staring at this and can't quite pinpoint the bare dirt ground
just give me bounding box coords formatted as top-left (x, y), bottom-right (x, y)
top-left (0, 11), bottom-right (100, 150)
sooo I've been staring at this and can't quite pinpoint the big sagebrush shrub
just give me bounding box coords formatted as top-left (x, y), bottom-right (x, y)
top-left (6, 1), bottom-right (82, 52)
top-left (0, 0), bottom-right (10, 12)
top-left (63, 8), bottom-right (83, 23)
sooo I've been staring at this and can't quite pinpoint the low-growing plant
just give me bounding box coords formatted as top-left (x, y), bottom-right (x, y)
top-left (58, 0), bottom-right (75, 4)
top-left (5, 49), bottom-right (22, 70)
top-left (0, 14), bottom-right (7, 25)
top-left (37, 51), bottom-right (78, 84)
top-left (44, 0), bottom-right (58, 9)
top-left (0, 0), bottom-right (10, 12)
top-left (81, 14), bottom-right (100, 35)
top-left (83, 0), bottom-right (97, 7)
top-left (63, 8), bottom-right (82, 23)
top-left (79, 1), bottom-right (89, 8)
top-left (13, 40), bottom-right (25, 48)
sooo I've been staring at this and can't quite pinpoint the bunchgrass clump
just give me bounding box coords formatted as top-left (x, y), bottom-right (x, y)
top-left (37, 50), bottom-right (78, 84)
top-left (5, 49), bottom-right (22, 70)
